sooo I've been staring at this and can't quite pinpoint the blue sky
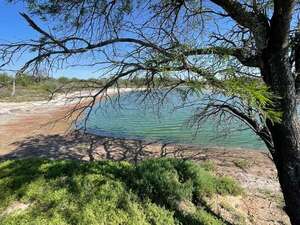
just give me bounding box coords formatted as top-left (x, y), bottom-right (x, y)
top-left (0, 1), bottom-right (99, 79)
top-left (0, 1), bottom-right (236, 80)
top-left (0, 2), bottom-right (36, 41)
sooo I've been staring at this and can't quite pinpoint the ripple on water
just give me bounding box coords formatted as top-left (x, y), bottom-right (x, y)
top-left (81, 91), bottom-right (266, 150)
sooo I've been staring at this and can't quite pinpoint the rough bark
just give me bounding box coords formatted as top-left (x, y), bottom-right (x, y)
top-left (272, 121), bottom-right (300, 225)
top-left (261, 33), bottom-right (300, 225)
top-left (293, 31), bottom-right (300, 94)
top-left (257, 1), bottom-right (300, 224)
top-left (263, 50), bottom-right (300, 225)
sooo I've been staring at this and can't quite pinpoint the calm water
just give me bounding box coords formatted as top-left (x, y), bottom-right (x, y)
top-left (82, 91), bottom-right (266, 150)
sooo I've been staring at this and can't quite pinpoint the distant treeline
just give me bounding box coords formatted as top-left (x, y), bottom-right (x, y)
top-left (0, 73), bottom-right (77, 90)
top-left (0, 73), bottom-right (180, 91)
top-left (0, 73), bottom-right (131, 93)
top-left (0, 73), bottom-right (183, 101)
top-left (0, 73), bottom-right (98, 90)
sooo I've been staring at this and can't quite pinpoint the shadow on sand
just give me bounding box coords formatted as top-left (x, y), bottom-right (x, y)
top-left (0, 131), bottom-right (208, 162)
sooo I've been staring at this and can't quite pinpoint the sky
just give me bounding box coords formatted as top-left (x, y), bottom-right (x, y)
top-left (0, 1), bottom-right (238, 80)
top-left (0, 1), bottom-right (99, 79)
top-left (0, 1), bottom-right (37, 41)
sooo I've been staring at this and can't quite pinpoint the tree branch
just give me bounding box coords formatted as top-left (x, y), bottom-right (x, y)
top-left (269, 0), bottom-right (295, 50)
top-left (211, 0), bottom-right (269, 51)
top-left (207, 103), bottom-right (274, 149)
top-left (183, 47), bottom-right (260, 67)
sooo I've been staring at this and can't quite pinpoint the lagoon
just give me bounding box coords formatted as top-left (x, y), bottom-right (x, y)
top-left (83, 90), bottom-right (266, 150)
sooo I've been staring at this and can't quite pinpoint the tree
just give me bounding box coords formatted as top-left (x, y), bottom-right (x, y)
top-left (11, 74), bottom-right (15, 97)
top-left (1, 0), bottom-right (300, 223)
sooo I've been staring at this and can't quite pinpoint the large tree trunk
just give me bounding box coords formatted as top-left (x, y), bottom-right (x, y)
top-left (260, 3), bottom-right (300, 221)
top-left (262, 45), bottom-right (300, 224)
top-left (270, 102), bottom-right (300, 225)
top-left (269, 114), bottom-right (300, 225)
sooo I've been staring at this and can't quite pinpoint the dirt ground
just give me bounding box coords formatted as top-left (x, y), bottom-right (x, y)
top-left (0, 92), bottom-right (291, 225)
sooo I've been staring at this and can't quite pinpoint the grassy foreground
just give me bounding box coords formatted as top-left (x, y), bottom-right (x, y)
top-left (0, 158), bottom-right (242, 225)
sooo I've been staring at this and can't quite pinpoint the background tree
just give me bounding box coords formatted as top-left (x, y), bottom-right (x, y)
top-left (1, 0), bottom-right (300, 224)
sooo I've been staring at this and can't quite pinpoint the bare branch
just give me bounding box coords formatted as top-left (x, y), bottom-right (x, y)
top-left (211, 0), bottom-right (269, 51)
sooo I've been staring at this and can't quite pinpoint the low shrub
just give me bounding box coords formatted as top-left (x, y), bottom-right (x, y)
top-left (177, 208), bottom-right (223, 225)
top-left (130, 159), bottom-right (241, 200)
top-left (0, 158), bottom-right (242, 225)
top-left (0, 73), bottom-right (12, 87)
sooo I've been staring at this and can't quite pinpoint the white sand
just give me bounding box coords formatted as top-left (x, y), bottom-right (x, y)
top-left (0, 87), bottom-right (137, 120)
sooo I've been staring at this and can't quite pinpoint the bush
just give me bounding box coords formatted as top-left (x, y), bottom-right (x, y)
top-left (16, 74), bottom-right (36, 87)
top-left (132, 159), bottom-right (242, 199)
top-left (182, 208), bottom-right (225, 225)
top-left (57, 76), bottom-right (70, 84)
top-left (0, 73), bottom-right (12, 86)
top-left (129, 159), bottom-right (194, 207)
top-left (127, 158), bottom-right (242, 225)
top-left (35, 80), bottom-right (59, 92)
top-left (0, 159), bottom-right (176, 225)
top-left (0, 158), bottom-right (242, 225)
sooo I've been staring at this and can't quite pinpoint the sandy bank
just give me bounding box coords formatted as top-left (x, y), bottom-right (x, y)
top-left (0, 88), bottom-right (136, 153)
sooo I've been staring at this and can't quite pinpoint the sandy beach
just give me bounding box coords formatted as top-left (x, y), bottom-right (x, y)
top-left (0, 88), bottom-right (291, 225)
top-left (0, 88), bottom-right (136, 154)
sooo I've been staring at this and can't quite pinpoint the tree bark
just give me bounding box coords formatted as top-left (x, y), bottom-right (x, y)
top-left (11, 76), bottom-right (16, 97)
top-left (256, 1), bottom-right (300, 223)
top-left (262, 45), bottom-right (300, 225)
top-left (272, 123), bottom-right (300, 225)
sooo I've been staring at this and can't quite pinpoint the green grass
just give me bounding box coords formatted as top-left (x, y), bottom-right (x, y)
top-left (0, 158), bottom-right (242, 225)
top-left (199, 160), bottom-right (216, 172)
top-left (233, 159), bottom-right (252, 170)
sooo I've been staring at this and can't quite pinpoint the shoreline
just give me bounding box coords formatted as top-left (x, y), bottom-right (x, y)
top-left (0, 88), bottom-right (136, 154)
top-left (83, 129), bottom-right (268, 152)
top-left (0, 90), bottom-right (290, 224)
top-left (0, 87), bottom-right (267, 155)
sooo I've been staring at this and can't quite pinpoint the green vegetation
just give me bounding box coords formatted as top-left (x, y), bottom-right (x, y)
top-left (0, 73), bottom-right (76, 102)
top-left (0, 73), bottom-right (163, 102)
top-left (0, 158), bottom-right (242, 225)
top-left (199, 160), bottom-right (216, 172)
top-left (233, 159), bottom-right (252, 170)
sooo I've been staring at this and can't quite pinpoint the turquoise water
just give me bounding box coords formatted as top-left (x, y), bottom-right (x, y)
top-left (82, 91), bottom-right (266, 150)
